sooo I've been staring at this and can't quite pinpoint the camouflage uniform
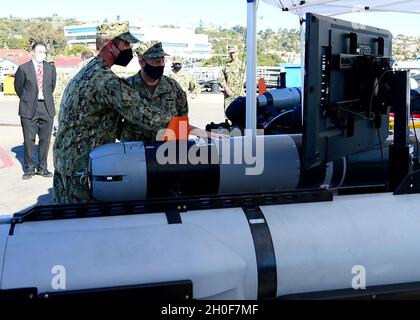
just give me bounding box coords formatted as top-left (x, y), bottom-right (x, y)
top-left (218, 45), bottom-right (246, 113)
top-left (54, 57), bottom-right (94, 114)
top-left (120, 42), bottom-right (188, 143)
top-left (168, 71), bottom-right (201, 99)
top-left (121, 75), bottom-right (188, 142)
top-left (168, 56), bottom-right (201, 99)
top-left (53, 21), bottom-right (150, 204)
top-left (53, 72), bottom-right (72, 115)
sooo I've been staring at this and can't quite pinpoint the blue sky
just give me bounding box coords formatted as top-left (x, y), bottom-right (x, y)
top-left (1, 0), bottom-right (419, 36)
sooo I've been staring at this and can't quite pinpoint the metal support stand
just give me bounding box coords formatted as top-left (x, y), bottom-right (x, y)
top-left (388, 70), bottom-right (412, 192)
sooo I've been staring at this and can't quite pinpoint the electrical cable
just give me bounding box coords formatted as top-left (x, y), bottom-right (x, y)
top-left (411, 113), bottom-right (420, 162)
top-left (368, 69), bottom-right (393, 119)
top-left (377, 128), bottom-right (388, 188)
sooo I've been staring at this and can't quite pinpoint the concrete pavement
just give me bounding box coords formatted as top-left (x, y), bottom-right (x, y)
top-left (0, 92), bottom-right (226, 216)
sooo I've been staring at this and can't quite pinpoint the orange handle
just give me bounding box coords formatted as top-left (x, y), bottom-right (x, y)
top-left (163, 117), bottom-right (190, 141)
top-left (258, 78), bottom-right (267, 94)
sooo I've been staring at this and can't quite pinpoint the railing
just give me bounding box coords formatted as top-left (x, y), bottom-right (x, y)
top-left (256, 66), bottom-right (285, 88)
top-left (186, 66), bottom-right (286, 89)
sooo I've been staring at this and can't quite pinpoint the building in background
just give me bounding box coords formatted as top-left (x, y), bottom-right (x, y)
top-left (0, 50), bottom-right (81, 95)
top-left (53, 56), bottom-right (82, 73)
top-left (64, 21), bottom-right (211, 61)
top-left (393, 59), bottom-right (420, 75)
top-left (0, 49), bottom-right (31, 60)
top-left (142, 27), bottom-right (211, 61)
top-left (0, 58), bottom-right (21, 77)
top-left (64, 20), bottom-right (145, 49)
top-left (0, 50), bottom-right (32, 81)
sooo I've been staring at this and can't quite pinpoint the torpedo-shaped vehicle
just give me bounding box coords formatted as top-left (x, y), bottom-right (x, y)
top-left (1, 10), bottom-right (420, 302)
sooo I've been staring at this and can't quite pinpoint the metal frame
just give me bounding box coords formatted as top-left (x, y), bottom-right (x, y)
top-left (279, 281), bottom-right (420, 300)
top-left (10, 188), bottom-right (333, 227)
top-left (0, 281), bottom-right (193, 302)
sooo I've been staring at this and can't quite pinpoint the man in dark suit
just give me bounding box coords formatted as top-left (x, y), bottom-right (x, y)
top-left (14, 41), bottom-right (56, 180)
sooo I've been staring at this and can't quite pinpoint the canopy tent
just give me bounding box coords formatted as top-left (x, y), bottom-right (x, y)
top-left (262, 0), bottom-right (420, 16)
top-left (244, 0), bottom-right (420, 135)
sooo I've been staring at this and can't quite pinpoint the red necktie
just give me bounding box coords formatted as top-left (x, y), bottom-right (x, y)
top-left (36, 64), bottom-right (43, 94)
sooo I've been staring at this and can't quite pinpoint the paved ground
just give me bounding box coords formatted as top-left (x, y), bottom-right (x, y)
top-left (0, 92), bottom-right (226, 216)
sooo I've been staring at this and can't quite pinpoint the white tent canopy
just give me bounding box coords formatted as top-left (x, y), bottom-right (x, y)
top-left (244, 0), bottom-right (420, 134)
top-left (262, 0), bottom-right (420, 16)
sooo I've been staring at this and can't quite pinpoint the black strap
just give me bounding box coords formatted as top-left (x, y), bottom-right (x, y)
top-left (165, 210), bottom-right (182, 225)
top-left (243, 206), bottom-right (277, 300)
top-left (9, 222), bottom-right (15, 236)
top-left (264, 92), bottom-right (274, 107)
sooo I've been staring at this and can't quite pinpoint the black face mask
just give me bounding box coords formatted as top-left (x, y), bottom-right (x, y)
top-left (143, 61), bottom-right (165, 80)
top-left (172, 64), bottom-right (182, 73)
top-left (114, 47), bottom-right (133, 67)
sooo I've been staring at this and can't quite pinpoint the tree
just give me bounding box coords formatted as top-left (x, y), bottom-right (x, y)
top-left (62, 45), bottom-right (90, 56)
top-left (232, 25), bottom-right (246, 35)
top-left (26, 22), bottom-right (67, 57)
top-left (201, 55), bottom-right (229, 67)
top-left (3, 36), bottom-right (28, 49)
top-left (0, 16), bottom-right (86, 54)
top-left (257, 53), bottom-right (284, 66)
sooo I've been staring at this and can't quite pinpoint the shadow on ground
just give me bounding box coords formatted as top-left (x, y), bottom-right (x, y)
top-left (11, 144), bottom-right (41, 172)
top-left (12, 187), bottom-right (54, 216)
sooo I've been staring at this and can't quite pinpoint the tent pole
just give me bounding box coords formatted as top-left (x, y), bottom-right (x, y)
top-left (246, 0), bottom-right (257, 137)
top-left (300, 17), bottom-right (305, 126)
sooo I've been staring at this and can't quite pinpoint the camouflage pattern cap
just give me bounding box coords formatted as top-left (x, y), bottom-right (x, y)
top-left (96, 21), bottom-right (139, 44)
top-left (135, 40), bottom-right (169, 58)
top-left (172, 56), bottom-right (184, 64)
top-left (228, 45), bottom-right (239, 53)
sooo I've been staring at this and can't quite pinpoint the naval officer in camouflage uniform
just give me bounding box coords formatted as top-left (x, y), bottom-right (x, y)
top-left (218, 45), bottom-right (246, 116)
top-left (120, 41), bottom-right (188, 142)
top-left (53, 22), bottom-right (155, 204)
top-left (168, 56), bottom-right (201, 99)
top-left (53, 51), bottom-right (95, 113)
